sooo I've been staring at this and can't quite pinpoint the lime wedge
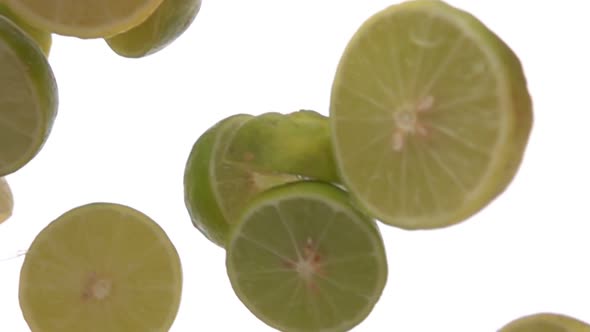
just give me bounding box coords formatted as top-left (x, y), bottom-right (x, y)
top-left (19, 202), bottom-right (182, 332)
top-left (184, 114), bottom-right (299, 247)
top-left (226, 181), bottom-right (388, 332)
top-left (499, 313), bottom-right (590, 332)
top-left (4, 0), bottom-right (165, 38)
top-left (0, 177), bottom-right (13, 224)
top-left (105, 0), bottom-right (201, 58)
top-left (0, 3), bottom-right (51, 56)
top-left (330, 0), bottom-right (533, 229)
top-left (0, 15), bottom-right (58, 177)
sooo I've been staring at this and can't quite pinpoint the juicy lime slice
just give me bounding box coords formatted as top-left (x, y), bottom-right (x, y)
top-left (0, 177), bottom-right (13, 223)
top-left (184, 114), bottom-right (298, 247)
top-left (329, 0), bottom-right (533, 229)
top-left (0, 15), bottom-right (58, 177)
top-left (19, 202), bottom-right (182, 332)
top-left (0, 3), bottom-right (52, 56)
top-left (3, 0), bottom-right (165, 38)
top-left (226, 181), bottom-right (388, 332)
top-left (105, 0), bottom-right (201, 58)
top-left (499, 313), bottom-right (590, 332)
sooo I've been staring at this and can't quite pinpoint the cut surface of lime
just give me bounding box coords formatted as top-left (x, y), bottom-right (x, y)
top-left (106, 0), bottom-right (201, 58)
top-left (330, 0), bottom-right (533, 229)
top-left (19, 202), bottom-right (182, 332)
top-left (499, 313), bottom-right (590, 332)
top-left (0, 15), bottom-right (58, 177)
top-left (0, 3), bottom-right (52, 56)
top-left (4, 0), bottom-right (165, 38)
top-left (226, 181), bottom-right (388, 332)
top-left (0, 177), bottom-right (13, 223)
top-left (184, 114), bottom-right (299, 248)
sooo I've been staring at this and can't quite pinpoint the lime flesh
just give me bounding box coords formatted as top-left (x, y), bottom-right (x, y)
top-left (226, 181), bottom-right (388, 332)
top-left (499, 313), bottom-right (590, 332)
top-left (330, 0), bottom-right (533, 229)
top-left (0, 15), bottom-right (58, 177)
top-left (19, 202), bottom-right (182, 332)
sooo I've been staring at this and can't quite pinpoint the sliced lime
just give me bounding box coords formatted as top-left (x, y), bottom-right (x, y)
top-left (330, 0), bottom-right (533, 229)
top-left (499, 313), bottom-right (590, 332)
top-left (19, 202), bottom-right (182, 332)
top-left (184, 114), bottom-right (298, 247)
top-left (0, 177), bottom-right (13, 223)
top-left (226, 181), bottom-right (388, 332)
top-left (105, 0), bottom-right (201, 58)
top-left (0, 15), bottom-right (58, 177)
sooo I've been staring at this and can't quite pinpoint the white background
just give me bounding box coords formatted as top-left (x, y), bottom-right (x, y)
top-left (1, 0), bottom-right (589, 331)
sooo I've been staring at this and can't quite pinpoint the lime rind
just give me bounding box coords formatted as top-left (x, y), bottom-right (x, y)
top-left (0, 15), bottom-right (58, 177)
top-left (329, 0), bottom-right (532, 229)
top-left (226, 181), bottom-right (387, 332)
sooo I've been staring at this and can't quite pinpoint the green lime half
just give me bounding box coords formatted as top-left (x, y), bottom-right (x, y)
top-left (184, 114), bottom-right (299, 248)
top-left (0, 15), bottom-right (58, 177)
top-left (19, 202), bottom-right (182, 332)
top-left (106, 0), bottom-right (201, 58)
top-left (329, 0), bottom-right (533, 229)
top-left (226, 181), bottom-right (388, 332)
top-left (499, 313), bottom-right (590, 332)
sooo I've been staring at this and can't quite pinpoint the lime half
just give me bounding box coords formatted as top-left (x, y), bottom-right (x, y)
top-left (0, 177), bottom-right (13, 223)
top-left (106, 0), bottom-right (201, 58)
top-left (184, 114), bottom-right (298, 247)
top-left (330, 0), bottom-right (533, 229)
top-left (19, 202), bottom-right (182, 332)
top-left (0, 15), bottom-right (57, 177)
top-left (499, 313), bottom-right (590, 332)
top-left (226, 181), bottom-right (388, 332)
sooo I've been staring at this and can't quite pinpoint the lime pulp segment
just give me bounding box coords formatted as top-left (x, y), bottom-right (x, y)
top-left (226, 181), bottom-right (388, 332)
top-left (329, 0), bottom-right (533, 229)
top-left (19, 202), bottom-right (182, 332)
